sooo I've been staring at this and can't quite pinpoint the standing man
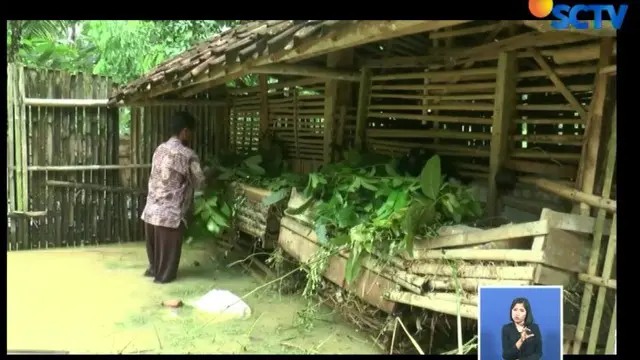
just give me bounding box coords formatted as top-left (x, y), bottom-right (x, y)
top-left (141, 111), bottom-right (209, 284)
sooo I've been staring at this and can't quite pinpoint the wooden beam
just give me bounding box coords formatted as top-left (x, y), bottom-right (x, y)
top-left (574, 38), bottom-right (614, 215)
top-left (322, 49), bottom-right (353, 164)
top-left (258, 75), bottom-right (269, 136)
top-left (139, 20), bottom-right (470, 101)
top-left (529, 48), bottom-right (588, 122)
top-left (429, 22), bottom-right (504, 39)
top-left (250, 64), bottom-right (360, 82)
top-left (354, 67), bottom-right (372, 151)
top-left (522, 20), bottom-right (618, 38)
top-left (487, 51), bottom-right (518, 219)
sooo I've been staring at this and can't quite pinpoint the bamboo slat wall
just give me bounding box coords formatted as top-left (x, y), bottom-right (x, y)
top-left (7, 64), bottom-right (121, 250)
top-left (361, 38), bottom-right (609, 212)
top-left (228, 79), bottom-right (356, 173)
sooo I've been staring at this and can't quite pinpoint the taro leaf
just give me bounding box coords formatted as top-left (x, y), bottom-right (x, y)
top-left (262, 188), bottom-right (289, 206)
top-left (315, 223), bottom-right (328, 244)
top-left (206, 219), bottom-right (217, 233)
top-left (344, 246), bottom-right (363, 285)
top-left (393, 192), bottom-right (409, 212)
top-left (220, 202), bottom-right (232, 217)
top-left (336, 206), bottom-right (358, 228)
top-left (218, 171), bottom-right (233, 180)
top-left (403, 199), bottom-right (436, 256)
top-left (236, 169), bottom-right (251, 178)
top-left (385, 163), bottom-right (399, 177)
top-left (420, 155), bottom-right (442, 200)
top-left (244, 155), bottom-right (262, 166)
top-left (194, 198), bottom-right (206, 214)
top-left (310, 174), bottom-right (320, 189)
top-left (348, 177), bottom-right (362, 192)
top-left (392, 178), bottom-right (404, 187)
top-left (245, 163), bottom-right (266, 176)
top-left (209, 208), bottom-right (229, 228)
top-left (331, 234), bottom-right (351, 246)
top-left (359, 179), bottom-right (378, 192)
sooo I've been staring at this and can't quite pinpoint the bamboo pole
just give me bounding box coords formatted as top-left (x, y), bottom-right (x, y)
top-left (605, 297), bottom-right (616, 354)
top-left (25, 97), bottom-right (226, 107)
top-left (519, 177), bottom-right (616, 213)
top-left (20, 164), bottom-right (152, 171)
top-left (587, 213), bottom-right (617, 354)
top-left (17, 64), bottom-right (29, 249)
top-left (572, 104), bottom-right (617, 354)
top-left (574, 38), bottom-right (614, 216)
top-left (7, 64), bottom-right (18, 250)
top-left (577, 274), bottom-right (616, 290)
top-left (385, 290), bottom-right (479, 320)
top-left (46, 180), bottom-right (146, 194)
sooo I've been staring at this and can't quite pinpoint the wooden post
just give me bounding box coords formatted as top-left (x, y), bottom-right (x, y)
top-left (354, 67), bottom-right (372, 151)
top-left (323, 49), bottom-right (354, 165)
top-left (487, 52), bottom-right (518, 219)
top-left (573, 38), bottom-right (614, 215)
top-left (258, 75), bottom-right (269, 137)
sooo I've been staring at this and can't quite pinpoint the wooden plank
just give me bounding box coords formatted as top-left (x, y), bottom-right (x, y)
top-left (542, 207), bottom-right (612, 235)
top-left (410, 248), bottom-right (545, 263)
top-left (408, 262), bottom-right (535, 281)
top-left (420, 220), bottom-right (549, 250)
top-left (386, 290), bottom-right (479, 320)
top-left (487, 51), bottom-right (518, 218)
top-left (541, 228), bottom-right (590, 273)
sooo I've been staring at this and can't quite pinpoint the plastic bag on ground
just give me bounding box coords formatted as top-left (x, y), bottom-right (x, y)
top-left (190, 289), bottom-right (252, 320)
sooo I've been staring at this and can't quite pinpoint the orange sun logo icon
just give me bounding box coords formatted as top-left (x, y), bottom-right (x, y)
top-left (529, 0), bottom-right (554, 18)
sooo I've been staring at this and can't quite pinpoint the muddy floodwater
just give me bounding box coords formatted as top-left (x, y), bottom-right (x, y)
top-left (7, 242), bottom-right (382, 354)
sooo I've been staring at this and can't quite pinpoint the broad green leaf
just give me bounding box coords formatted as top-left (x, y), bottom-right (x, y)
top-left (420, 155), bottom-right (442, 200)
top-left (385, 163), bottom-right (399, 177)
top-left (331, 234), bottom-right (350, 246)
top-left (220, 203), bottom-right (232, 217)
top-left (243, 154), bottom-right (262, 165)
top-left (345, 247), bottom-right (363, 285)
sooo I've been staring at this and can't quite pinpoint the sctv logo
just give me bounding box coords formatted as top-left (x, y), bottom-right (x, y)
top-left (528, 0), bottom-right (628, 30)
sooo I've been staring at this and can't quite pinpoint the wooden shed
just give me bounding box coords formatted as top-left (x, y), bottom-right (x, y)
top-left (105, 20), bottom-right (617, 355)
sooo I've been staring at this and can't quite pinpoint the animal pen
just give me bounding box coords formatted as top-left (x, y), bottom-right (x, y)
top-left (7, 20), bottom-right (617, 354)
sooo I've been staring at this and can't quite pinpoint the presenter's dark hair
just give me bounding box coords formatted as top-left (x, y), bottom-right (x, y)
top-left (510, 297), bottom-right (534, 325)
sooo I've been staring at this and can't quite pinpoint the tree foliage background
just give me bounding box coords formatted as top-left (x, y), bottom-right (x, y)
top-left (7, 20), bottom-right (241, 134)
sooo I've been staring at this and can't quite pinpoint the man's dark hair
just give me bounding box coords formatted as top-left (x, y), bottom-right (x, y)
top-left (171, 111), bottom-right (196, 135)
top-left (510, 297), bottom-right (535, 325)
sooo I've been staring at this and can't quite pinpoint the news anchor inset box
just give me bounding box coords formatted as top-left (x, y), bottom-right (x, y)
top-left (478, 285), bottom-right (563, 360)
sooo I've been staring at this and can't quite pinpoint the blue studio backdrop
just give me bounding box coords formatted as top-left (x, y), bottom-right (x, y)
top-left (479, 286), bottom-right (562, 360)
